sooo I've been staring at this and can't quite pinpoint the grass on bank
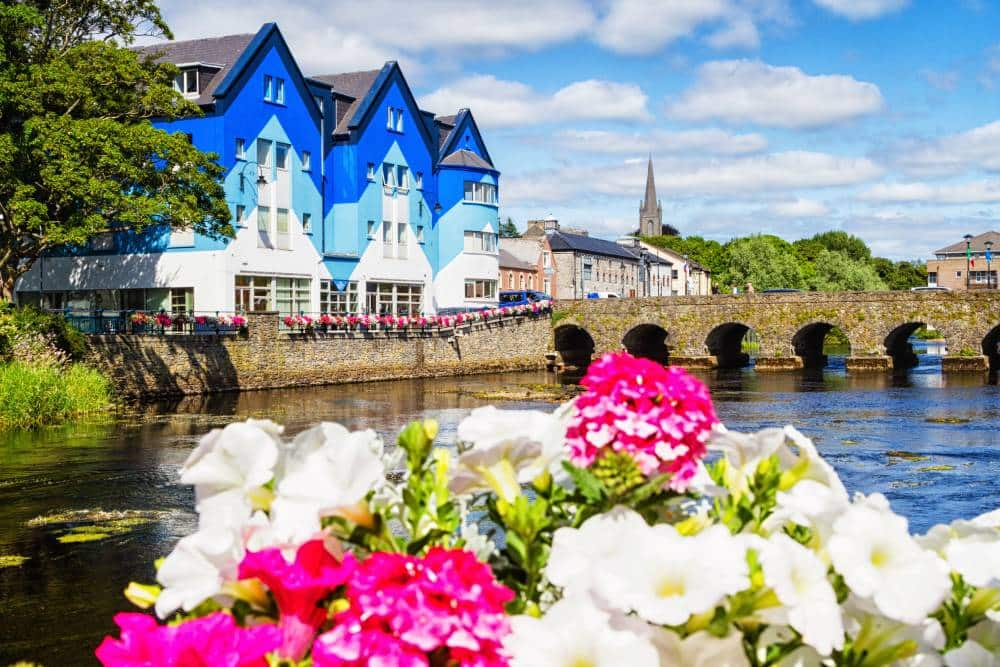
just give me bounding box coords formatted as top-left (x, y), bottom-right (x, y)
top-left (0, 361), bottom-right (112, 429)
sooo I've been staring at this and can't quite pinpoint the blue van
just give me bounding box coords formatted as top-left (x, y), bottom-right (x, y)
top-left (499, 290), bottom-right (551, 308)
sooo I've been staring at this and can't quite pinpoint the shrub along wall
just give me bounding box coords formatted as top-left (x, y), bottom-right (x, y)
top-left (86, 312), bottom-right (551, 399)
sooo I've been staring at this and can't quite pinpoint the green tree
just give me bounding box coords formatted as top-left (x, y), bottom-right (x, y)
top-left (643, 234), bottom-right (729, 278)
top-left (794, 230), bottom-right (872, 263)
top-left (872, 257), bottom-right (927, 291)
top-left (0, 0), bottom-right (232, 298)
top-left (809, 249), bottom-right (886, 291)
top-left (724, 235), bottom-right (804, 291)
top-left (499, 217), bottom-right (520, 238)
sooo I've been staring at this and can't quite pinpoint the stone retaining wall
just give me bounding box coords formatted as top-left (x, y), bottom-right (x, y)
top-left (87, 312), bottom-right (551, 399)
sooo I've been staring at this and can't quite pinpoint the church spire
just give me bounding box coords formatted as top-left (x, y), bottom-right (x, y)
top-left (642, 154), bottom-right (657, 213)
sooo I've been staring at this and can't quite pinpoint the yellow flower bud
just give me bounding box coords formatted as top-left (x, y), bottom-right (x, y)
top-left (423, 419), bottom-right (440, 443)
top-left (124, 582), bottom-right (161, 609)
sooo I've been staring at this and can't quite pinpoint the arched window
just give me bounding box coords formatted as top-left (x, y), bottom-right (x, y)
top-left (520, 274), bottom-right (526, 289)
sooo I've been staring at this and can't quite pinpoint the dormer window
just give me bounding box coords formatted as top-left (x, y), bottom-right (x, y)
top-left (173, 69), bottom-right (199, 98)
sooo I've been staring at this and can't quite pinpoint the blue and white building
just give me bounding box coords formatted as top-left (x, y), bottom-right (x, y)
top-left (15, 23), bottom-right (500, 317)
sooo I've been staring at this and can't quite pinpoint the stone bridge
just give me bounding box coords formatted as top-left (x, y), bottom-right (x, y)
top-left (552, 291), bottom-right (1000, 373)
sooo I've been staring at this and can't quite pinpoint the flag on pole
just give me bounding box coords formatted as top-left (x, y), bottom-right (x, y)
top-left (987, 247), bottom-right (993, 263)
top-left (968, 244), bottom-right (975, 267)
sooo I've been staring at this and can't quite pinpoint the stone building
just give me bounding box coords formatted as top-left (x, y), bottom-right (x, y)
top-left (545, 221), bottom-right (641, 299)
top-left (927, 231), bottom-right (999, 291)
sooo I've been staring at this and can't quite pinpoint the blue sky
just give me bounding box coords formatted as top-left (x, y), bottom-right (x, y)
top-left (156, 0), bottom-right (1000, 259)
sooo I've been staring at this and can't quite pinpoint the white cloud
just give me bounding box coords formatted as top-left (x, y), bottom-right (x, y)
top-left (860, 180), bottom-right (1000, 204)
top-left (812, 0), bottom-right (909, 20)
top-left (593, 0), bottom-right (733, 54)
top-left (706, 12), bottom-right (761, 49)
top-left (503, 151), bottom-right (882, 205)
top-left (770, 198), bottom-right (831, 217)
top-left (667, 60), bottom-right (884, 128)
top-left (894, 120), bottom-right (1000, 177)
top-left (553, 128), bottom-right (768, 155)
top-left (419, 75), bottom-right (651, 127)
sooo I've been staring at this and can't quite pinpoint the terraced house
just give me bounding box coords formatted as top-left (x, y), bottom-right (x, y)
top-left (14, 23), bottom-right (500, 317)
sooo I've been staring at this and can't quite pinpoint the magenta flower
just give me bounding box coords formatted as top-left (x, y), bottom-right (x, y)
top-left (96, 611), bottom-right (280, 666)
top-left (565, 351), bottom-right (718, 491)
top-left (239, 539), bottom-right (356, 660)
top-left (312, 548), bottom-right (512, 667)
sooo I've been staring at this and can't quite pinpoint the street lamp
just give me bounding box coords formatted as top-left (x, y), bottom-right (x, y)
top-left (964, 233), bottom-right (974, 290)
top-left (986, 239), bottom-right (995, 289)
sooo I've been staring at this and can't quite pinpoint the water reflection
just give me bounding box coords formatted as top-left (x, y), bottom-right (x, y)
top-left (2, 359), bottom-right (999, 663)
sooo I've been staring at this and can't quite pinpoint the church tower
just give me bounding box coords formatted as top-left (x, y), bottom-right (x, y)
top-left (639, 155), bottom-right (663, 237)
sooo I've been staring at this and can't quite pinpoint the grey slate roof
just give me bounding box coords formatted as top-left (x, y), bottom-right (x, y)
top-left (309, 69), bottom-right (382, 135)
top-left (435, 115), bottom-right (457, 148)
top-left (934, 231), bottom-right (1000, 255)
top-left (498, 249), bottom-right (535, 271)
top-left (439, 149), bottom-right (493, 169)
top-left (547, 230), bottom-right (640, 261)
top-left (134, 33), bottom-right (255, 106)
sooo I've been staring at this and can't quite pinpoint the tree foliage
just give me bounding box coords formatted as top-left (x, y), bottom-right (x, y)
top-left (642, 230), bottom-right (925, 292)
top-left (499, 217), bottom-right (520, 238)
top-left (0, 0), bottom-right (232, 296)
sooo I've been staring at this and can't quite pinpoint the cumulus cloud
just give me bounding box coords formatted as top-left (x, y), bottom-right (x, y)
top-left (667, 60), bottom-right (884, 128)
top-left (859, 180), bottom-right (1000, 204)
top-left (593, 0), bottom-right (732, 54)
top-left (811, 0), bottom-right (909, 20)
top-left (503, 151), bottom-right (882, 204)
top-left (894, 120), bottom-right (1000, 177)
top-left (552, 128), bottom-right (768, 155)
top-left (770, 198), bottom-right (832, 217)
top-left (419, 75), bottom-right (651, 127)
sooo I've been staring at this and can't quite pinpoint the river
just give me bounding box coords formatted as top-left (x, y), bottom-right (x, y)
top-left (2, 344), bottom-right (999, 664)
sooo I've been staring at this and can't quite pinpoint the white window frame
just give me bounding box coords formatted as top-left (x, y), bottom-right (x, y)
top-left (174, 69), bottom-right (199, 98)
top-left (367, 220), bottom-right (376, 239)
top-left (275, 143), bottom-right (290, 171)
top-left (397, 221), bottom-right (408, 259)
top-left (263, 75), bottom-right (273, 101)
top-left (257, 205), bottom-right (272, 248)
top-left (302, 212), bottom-right (312, 233)
top-left (302, 150), bottom-right (311, 172)
top-left (366, 163), bottom-right (375, 181)
top-left (276, 208), bottom-right (291, 250)
top-left (387, 106), bottom-right (394, 129)
top-left (463, 181), bottom-right (498, 205)
top-left (235, 137), bottom-right (246, 160)
top-left (464, 279), bottom-right (497, 300)
top-left (235, 204), bottom-right (246, 226)
top-left (275, 78), bottom-right (285, 104)
top-left (382, 219), bottom-right (393, 258)
top-left (395, 108), bottom-right (404, 132)
top-left (415, 172), bottom-right (423, 190)
top-left (257, 139), bottom-right (272, 170)
top-left (416, 225), bottom-right (424, 243)
top-left (397, 166), bottom-right (409, 192)
top-left (382, 163), bottom-right (396, 189)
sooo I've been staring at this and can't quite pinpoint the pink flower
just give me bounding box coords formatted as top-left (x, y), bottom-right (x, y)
top-left (565, 351), bottom-right (718, 491)
top-left (96, 612), bottom-right (280, 666)
top-left (239, 540), bottom-right (356, 660)
top-left (312, 548), bottom-right (512, 667)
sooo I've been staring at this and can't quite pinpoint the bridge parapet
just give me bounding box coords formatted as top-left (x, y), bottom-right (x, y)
top-left (552, 291), bottom-right (1000, 374)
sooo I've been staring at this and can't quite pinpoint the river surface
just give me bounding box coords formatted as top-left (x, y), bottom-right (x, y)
top-left (2, 344), bottom-right (999, 664)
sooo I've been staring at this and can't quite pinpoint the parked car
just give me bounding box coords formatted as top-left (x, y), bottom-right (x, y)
top-left (499, 290), bottom-right (552, 307)
top-left (585, 292), bottom-right (620, 299)
top-left (910, 286), bottom-right (951, 292)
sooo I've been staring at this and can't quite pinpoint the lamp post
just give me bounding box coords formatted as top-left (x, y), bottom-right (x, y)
top-left (986, 239), bottom-right (995, 290)
top-left (964, 233), bottom-right (973, 290)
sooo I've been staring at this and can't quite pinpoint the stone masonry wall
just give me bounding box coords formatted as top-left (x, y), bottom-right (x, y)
top-left (87, 312), bottom-right (551, 399)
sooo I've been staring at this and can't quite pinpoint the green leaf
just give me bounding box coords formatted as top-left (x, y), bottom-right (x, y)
top-left (561, 460), bottom-right (606, 503)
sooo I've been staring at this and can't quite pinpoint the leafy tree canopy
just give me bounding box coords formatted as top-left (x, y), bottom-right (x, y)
top-left (641, 229), bottom-right (925, 292)
top-left (0, 0), bottom-right (232, 297)
top-left (499, 217), bottom-right (520, 238)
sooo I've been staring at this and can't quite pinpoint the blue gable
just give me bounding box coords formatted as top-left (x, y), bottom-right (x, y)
top-left (440, 110), bottom-right (493, 167)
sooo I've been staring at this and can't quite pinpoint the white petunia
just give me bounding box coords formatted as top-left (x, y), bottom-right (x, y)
top-left (270, 422), bottom-right (385, 545)
top-left (944, 641), bottom-right (998, 667)
top-left (450, 406), bottom-right (569, 500)
top-left (829, 494), bottom-right (950, 624)
top-left (155, 525), bottom-right (242, 618)
top-left (655, 629), bottom-right (751, 667)
top-left (757, 533), bottom-right (844, 655)
top-left (180, 419), bottom-right (283, 528)
top-left (505, 594), bottom-right (661, 667)
top-left (920, 515), bottom-right (1000, 589)
top-left (843, 595), bottom-right (946, 667)
top-left (608, 523), bottom-right (750, 625)
top-left (763, 480), bottom-right (849, 560)
top-left (546, 506), bottom-right (649, 595)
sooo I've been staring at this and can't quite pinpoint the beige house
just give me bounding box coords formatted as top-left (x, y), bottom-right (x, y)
top-left (500, 235), bottom-right (557, 297)
top-left (927, 231), bottom-right (999, 291)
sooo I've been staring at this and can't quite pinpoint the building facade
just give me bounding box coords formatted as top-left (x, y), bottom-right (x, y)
top-left (544, 220), bottom-right (641, 299)
top-left (926, 231), bottom-right (999, 291)
top-left (15, 23), bottom-right (500, 316)
top-left (499, 235), bottom-right (557, 297)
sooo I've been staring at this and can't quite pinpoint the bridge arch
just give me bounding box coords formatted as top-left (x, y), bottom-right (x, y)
top-left (622, 323), bottom-right (670, 366)
top-left (983, 324), bottom-right (1000, 372)
top-left (554, 324), bottom-right (595, 373)
top-left (792, 322), bottom-right (852, 370)
top-left (883, 321), bottom-right (944, 371)
top-left (705, 322), bottom-right (755, 369)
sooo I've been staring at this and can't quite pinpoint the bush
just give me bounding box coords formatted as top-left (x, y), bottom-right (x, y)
top-left (0, 361), bottom-right (111, 429)
top-left (0, 304), bottom-right (87, 360)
